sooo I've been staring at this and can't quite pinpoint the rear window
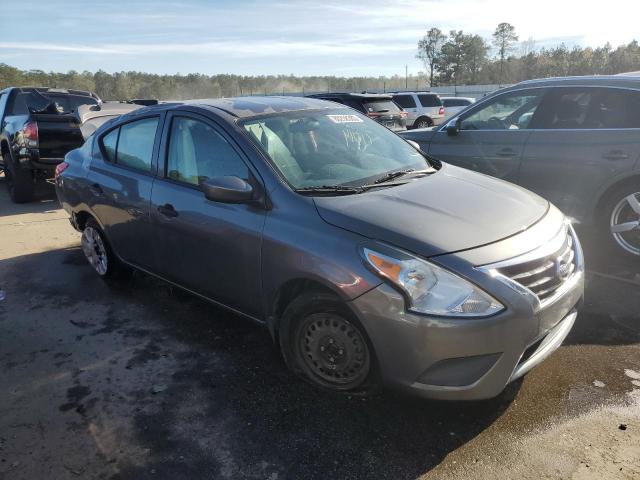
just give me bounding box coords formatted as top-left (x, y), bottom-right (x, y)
top-left (443, 98), bottom-right (472, 107)
top-left (362, 100), bottom-right (401, 114)
top-left (11, 92), bottom-right (98, 114)
top-left (393, 95), bottom-right (417, 109)
top-left (418, 94), bottom-right (442, 107)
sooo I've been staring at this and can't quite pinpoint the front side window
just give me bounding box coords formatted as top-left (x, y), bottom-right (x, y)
top-left (241, 108), bottom-right (428, 189)
top-left (167, 117), bottom-right (248, 186)
top-left (443, 98), bottom-right (471, 107)
top-left (116, 117), bottom-right (159, 171)
top-left (461, 90), bottom-right (544, 130)
top-left (393, 95), bottom-right (417, 109)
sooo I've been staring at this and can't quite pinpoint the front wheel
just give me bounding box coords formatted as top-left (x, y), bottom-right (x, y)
top-left (279, 293), bottom-right (376, 393)
top-left (602, 185), bottom-right (640, 257)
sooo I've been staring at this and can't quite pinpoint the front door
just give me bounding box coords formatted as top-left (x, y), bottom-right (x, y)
top-left (87, 115), bottom-right (162, 268)
top-left (150, 112), bottom-right (266, 317)
top-left (428, 88), bottom-right (546, 183)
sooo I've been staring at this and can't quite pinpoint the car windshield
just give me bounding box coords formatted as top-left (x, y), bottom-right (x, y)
top-left (240, 108), bottom-right (429, 190)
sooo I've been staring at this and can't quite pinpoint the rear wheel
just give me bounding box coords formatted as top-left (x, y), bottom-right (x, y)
top-left (279, 292), bottom-right (376, 393)
top-left (81, 218), bottom-right (130, 279)
top-left (4, 157), bottom-right (35, 203)
top-left (414, 117), bottom-right (434, 129)
top-left (601, 185), bottom-right (640, 257)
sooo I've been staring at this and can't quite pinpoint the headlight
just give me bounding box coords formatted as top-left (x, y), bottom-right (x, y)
top-left (362, 246), bottom-right (504, 317)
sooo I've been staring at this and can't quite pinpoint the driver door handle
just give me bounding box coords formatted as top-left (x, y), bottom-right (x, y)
top-left (157, 203), bottom-right (178, 218)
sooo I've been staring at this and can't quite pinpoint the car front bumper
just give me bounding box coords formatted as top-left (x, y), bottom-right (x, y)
top-left (349, 237), bottom-right (584, 401)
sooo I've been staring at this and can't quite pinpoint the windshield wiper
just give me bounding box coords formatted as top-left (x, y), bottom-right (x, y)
top-left (370, 169), bottom-right (419, 184)
top-left (294, 185), bottom-right (362, 195)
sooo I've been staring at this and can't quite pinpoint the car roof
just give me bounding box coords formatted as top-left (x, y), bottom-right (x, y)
top-left (440, 96), bottom-right (474, 101)
top-left (184, 96), bottom-right (339, 118)
top-left (391, 91), bottom-right (439, 96)
top-left (513, 75), bottom-right (640, 89)
top-left (307, 92), bottom-right (393, 101)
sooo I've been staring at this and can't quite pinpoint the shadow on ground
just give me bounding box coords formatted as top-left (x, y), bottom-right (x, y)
top-left (0, 247), bottom-right (519, 480)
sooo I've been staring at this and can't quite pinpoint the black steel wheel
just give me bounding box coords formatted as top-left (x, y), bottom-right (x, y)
top-left (280, 292), bottom-right (376, 392)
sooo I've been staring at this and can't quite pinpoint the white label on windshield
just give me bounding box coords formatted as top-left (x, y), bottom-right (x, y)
top-left (326, 114), bottom-right (363, 123)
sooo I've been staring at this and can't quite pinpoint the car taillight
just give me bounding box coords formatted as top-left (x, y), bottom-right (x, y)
top-left (367, 112), bottom-right (381, 118)
top-left (399, 111), bottom-right (408, 118)
top-left (439, 106), bottom-right (445, 115)
top-left (23, 121), bottom-right (38, 147)
top-left (55, 161), bottom-right (69, 179)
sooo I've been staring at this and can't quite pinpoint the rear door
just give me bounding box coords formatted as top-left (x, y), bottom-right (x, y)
top-left (87, 115), bottom-right (162, 268)
top-left (519, 86), bottom-right (640, 221)
top-left (150, 111), bottom-right (266, 317)
top-left (428, 88), bottom-right (545, 183)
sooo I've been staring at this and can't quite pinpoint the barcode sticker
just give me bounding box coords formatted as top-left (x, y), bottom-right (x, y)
top-left (326, 114), bottom-right (363, 123)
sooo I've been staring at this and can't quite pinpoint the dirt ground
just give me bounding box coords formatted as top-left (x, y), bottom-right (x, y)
top-left (0, 178), bottom-right (639, 480)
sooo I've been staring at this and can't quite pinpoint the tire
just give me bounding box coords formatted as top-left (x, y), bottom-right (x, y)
top-left (81, 218), bottom-right (131, 280)
top-left (279, 292), bottom-right (378, 394)
top-left (600, 184), bottom-right (640, 258)
top-left (414, 117), bottom-right (433, 129)
top-left (4, 157), bottom-right (35, 203)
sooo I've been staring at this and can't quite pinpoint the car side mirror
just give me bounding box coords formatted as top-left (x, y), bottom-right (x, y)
top-left (446, 118), bottom-right (461, 136)
top-left (202, 176), bottom-right (254, 204)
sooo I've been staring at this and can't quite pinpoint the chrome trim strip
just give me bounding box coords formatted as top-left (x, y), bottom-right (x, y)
top-left (478, 223), bottom-right (584, 310)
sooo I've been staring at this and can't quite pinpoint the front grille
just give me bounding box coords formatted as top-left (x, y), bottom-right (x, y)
top-left (495, 227), bottom-right (578, 303)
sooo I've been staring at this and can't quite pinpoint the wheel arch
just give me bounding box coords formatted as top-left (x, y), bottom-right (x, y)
top-left (268, 277), bottom-right (345, 341)
top-left (594, 173), bottom-right (640, 220)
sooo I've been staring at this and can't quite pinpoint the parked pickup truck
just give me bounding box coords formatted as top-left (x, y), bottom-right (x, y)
top-left (0, 87), bottom-right (101, 202)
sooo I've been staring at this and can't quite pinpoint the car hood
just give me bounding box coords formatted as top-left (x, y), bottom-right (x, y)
top-left (314, 164), bottom-right (549, 258)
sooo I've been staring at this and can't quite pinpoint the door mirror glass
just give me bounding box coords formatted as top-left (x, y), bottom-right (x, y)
top-left (445, 118), bottom-right (460, 136)
top-left (202, 176), bottom-right (253, 203)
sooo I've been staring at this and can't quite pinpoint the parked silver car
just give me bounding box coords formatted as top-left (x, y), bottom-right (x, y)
top-left (391, 92), bottom-right (445, 128)
top-left (441, 96), bottom-right (475, 120)
top-left (401, 76), bottom-right (640, 257)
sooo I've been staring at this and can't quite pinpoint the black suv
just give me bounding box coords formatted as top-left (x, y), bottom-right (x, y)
top-left (0, 87), bottom-right (101, 202)
top-left (306, 93), bottom-right (406, 131)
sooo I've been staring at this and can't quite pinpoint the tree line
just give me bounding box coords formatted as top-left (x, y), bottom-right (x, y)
top-left (0, 64), bottom-right (428, 101)
top-left (417, 23), bottom-right (640, 86)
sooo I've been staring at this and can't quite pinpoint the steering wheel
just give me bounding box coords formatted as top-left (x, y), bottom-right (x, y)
top-left (487, 116), bottom-right (506, 129)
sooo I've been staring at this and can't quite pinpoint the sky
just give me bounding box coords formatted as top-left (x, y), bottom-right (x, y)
top-left (1, 0), bottom-right (639, 77)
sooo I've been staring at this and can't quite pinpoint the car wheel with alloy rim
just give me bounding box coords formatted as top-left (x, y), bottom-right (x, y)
top-left (602, 185), bottom-right (640, 257)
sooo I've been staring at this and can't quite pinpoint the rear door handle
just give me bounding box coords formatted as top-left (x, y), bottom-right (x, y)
top-left (157, 203), bottom-right (178, 218)
top-left (89, 183), bottom-right (103, 195)
top-left (603, 150), bottom-right (630, 161)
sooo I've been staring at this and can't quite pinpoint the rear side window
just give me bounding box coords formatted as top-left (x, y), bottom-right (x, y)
top-left (362, 100), bottom-right (401, 113)
top-left (167, 117), bottom-right (248, 186)
top-left (592, 88), bottom-right (640, 128)
top-left (100, 117), bottom-right (159, 171)
top-left (47, 95), bottom-right (98, 113)
top-left (116, 118), bottom-right (159, 171)
top-left (418, 94), bottom-right (442, 107)
top-left (101, 128), bottom-right (118, 162)
top-left (393, 95), bottom-right (417, 108)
